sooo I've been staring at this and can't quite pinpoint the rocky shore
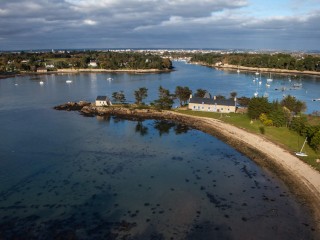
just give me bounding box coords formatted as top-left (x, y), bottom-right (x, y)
top-left (54, 101), bottom-right (320, 231)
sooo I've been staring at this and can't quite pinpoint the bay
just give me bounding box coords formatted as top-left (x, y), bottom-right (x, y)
top-left (0, 62), bottom-right (319, 239)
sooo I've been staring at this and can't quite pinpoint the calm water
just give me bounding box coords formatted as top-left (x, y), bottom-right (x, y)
top-left (0, 62), bottom-right (319, 239)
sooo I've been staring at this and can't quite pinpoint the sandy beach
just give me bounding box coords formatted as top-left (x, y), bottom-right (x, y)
top-left (193, 62), bottom-right (320, 76)
top-left (171, 111), bottom-right (320, 230)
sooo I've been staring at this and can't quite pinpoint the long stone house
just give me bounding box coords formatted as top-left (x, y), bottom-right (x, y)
top-left (188, 92), bottom-right (237, 113)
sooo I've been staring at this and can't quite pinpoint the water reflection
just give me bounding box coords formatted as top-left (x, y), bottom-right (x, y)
top-left (135, 121), bottom-right (148, 136)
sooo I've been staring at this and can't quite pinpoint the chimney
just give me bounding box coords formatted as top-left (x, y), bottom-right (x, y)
top-left (190, 94), bottom-right (192, 99)
top-left (213, 96), bottom-right (216, 100)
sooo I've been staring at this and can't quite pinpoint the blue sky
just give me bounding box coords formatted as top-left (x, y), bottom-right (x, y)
top-left (0, 0), bottom-right (319, 51)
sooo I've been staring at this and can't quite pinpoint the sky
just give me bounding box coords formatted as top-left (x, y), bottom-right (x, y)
top-left (0, 0), bottom-right (319, 51)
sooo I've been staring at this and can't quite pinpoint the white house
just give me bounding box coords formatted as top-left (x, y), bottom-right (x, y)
top-left (95, 96), bottom-right (112, 106)
top-left (188, 92), bottom-right (237, 113)
top-left (88, 61), bottom-right (98, 67)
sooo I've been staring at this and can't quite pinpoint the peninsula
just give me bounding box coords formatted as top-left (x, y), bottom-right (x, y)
top-left (54, 101), bottom-right (320, 231)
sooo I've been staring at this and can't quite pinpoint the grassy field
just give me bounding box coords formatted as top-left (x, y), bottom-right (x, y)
top-left (176, 109), bottom-right (320, 171)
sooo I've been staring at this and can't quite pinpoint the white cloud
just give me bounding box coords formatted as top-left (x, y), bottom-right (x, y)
top-left (83, 19), bottom-right (97, 26)
top-left (0, 0), bottom-right (319, 50)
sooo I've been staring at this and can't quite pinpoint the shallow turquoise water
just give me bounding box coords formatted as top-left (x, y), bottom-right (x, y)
top-left (0, 62), bottom-right (319, 239)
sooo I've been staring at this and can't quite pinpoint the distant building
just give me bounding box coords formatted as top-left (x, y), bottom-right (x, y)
top-left (36, 68), bottom-right (47, 73)
top-left (45, 63), bottom-right (55, 68)
top-left (88, 61), bottom-right (98, 67)
top-left (188, 92), bottom-right (237, 113)
top-left (95, 96), bottom-right (112, 106)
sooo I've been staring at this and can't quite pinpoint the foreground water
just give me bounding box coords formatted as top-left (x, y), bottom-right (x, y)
top-left (0, 62), bottom-right (319, 239)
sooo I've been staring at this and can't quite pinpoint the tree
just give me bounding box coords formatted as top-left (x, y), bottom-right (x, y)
top-left (248, 97), bottom-right (272, 119)
top-left (134, 87), bottom-right (148, 105)
top-left (153, 86), bottom-right (174, 110)
top-left (237, 96), bottom-right (251, 107)
top-left (175, 86), bottom-right (192, 107)
top-left (112, 91), bottom-right (126, 103)
top-left (281, 95), bottom-right (306, 114)
top-left (215, 95), bottom-right (226, 100)
top-left (310, 130), bottom-right (320, 150)
top-left (230, 91), bottom-right (237, 99)
top-left (195, 89), bottom-right (206, 98)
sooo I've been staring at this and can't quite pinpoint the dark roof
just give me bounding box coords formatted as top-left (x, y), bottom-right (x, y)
top-left (96, 96), bottom-right (109, 101)
top-left (189, 97), bottom-right (235, 106)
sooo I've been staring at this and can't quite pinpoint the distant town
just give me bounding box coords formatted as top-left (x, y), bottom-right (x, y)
top-left (1, 49), bottom-right (319, 77)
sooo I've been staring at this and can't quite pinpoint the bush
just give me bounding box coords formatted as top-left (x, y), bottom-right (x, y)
top-left (259, 126), bottom-right (265, 134)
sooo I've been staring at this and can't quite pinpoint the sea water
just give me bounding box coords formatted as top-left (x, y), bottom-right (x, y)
top-left (0, 62), bottom-right (319, 239)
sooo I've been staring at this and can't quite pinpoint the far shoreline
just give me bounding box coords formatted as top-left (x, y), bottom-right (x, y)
top-left (54, 102), bottom-right (320, 234)
top-left (0, 68), bottom-right (173, 80)
top-left (191, 61), bottom-right (320, 77)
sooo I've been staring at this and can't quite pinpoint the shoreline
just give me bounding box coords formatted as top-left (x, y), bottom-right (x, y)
top-left (55, 102), bottom-right (320, 232)
top-left (0, 68), bottom-right (172, 80)
top-left (192, 62), bottom-right (320, 77)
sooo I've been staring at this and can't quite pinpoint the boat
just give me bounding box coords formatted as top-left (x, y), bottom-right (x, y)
top-left (255, 71), bottom-right (260, 75)
top-left (254, 91), bottom-right (258, 97)
top-left (107, 77), bottom-right (113, 81)
top-left (266, 73), bottom-right (273, 82)
top-left (292, 83), bottom-right (302, 88)
top-left (312, 98), bottom-right (320, 101)
top-left (237, 66), bottom-right (240, 73)
top-left (266, 83), bottom-right (270, 87)
top-left (66, 80), bottom-right (72, 83)
top-left (295, 137), bottom-right (308, 157)
top-left (39, 81), bottom-right (44, 85)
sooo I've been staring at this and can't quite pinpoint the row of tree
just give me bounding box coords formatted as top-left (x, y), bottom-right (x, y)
top-left (0, 51), bottom-right (173, 73)
top-left (190, 53), bottom-right (320, 72)
top-left (247, 95), bottom-right (320, 150)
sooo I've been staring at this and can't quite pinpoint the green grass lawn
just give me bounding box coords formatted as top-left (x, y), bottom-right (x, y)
top-left (176, 109), bottom-right (320, 171)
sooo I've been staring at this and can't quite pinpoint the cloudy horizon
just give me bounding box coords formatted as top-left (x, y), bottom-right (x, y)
top-left (0, 0), bottom-right (319, 51)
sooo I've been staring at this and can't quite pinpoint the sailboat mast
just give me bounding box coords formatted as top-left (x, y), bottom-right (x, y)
top-left (300, 137), bottom-right (307, 152)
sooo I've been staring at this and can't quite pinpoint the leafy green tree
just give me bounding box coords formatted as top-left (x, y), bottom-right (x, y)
top-left (216, 95), bottom-right (226, 100)
top-left (175, 86), bottom-right (192, 107)
top-left (289, 115), bottom-right (308, 134)
top-left (134, 87), bottom-right (148, 105)
top-left (230, 91), bottom-right (237, 99)
top-left (281, 95), bottom-right (306, 114)
top-left (195, 89), bottom-right (207, 98)
top-left (310, 131), bottom-right (320, 151)
top-left (112, 91), bottom-right (126, 103)
top-left (237, 96), bottom-right (251, 107)
top-left (153, 86), bottom-right (174, 110)
top-left (248, 97), bottom-right (272, 119)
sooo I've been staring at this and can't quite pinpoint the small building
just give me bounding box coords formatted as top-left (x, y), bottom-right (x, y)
top-left (188, 92), bottom-right (237, 113)
top-left (36, 68), bottom-right (48, 73)
top-left (95, 96), bottom-right (112, 106)
top-left (88, 61), bottom-right (98, 67)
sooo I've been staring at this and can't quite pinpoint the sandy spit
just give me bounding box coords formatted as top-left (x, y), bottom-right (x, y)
top-left (193, 62), bottom-right (320, 76)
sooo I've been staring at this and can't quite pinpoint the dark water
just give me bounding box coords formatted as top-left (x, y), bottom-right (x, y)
top-left (0, 62), bottom-right (319, 239)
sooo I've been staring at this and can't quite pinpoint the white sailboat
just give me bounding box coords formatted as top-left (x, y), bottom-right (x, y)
top-left (295, 137), bottom-right (308, 157)
top-left (266, 72), bottom-right (273, 82)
